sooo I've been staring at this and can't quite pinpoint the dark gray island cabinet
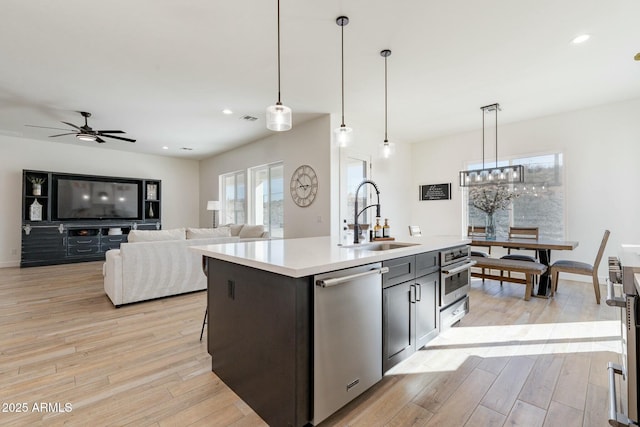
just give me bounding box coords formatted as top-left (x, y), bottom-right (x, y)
top-left (206, 258), bottom-right (312, 427)
top-left (195, 236), bottom-right (468, 426)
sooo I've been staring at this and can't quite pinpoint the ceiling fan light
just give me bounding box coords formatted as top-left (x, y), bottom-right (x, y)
top-left (76, 133), bottom-right (97, 142)
top-left (334, 125), bottom-right (352, 147)
top-left (266, 103), bottom-right (292, 131)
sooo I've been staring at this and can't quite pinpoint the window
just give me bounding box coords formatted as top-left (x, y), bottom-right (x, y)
top-left (221, 171), bottom-right (246, 225)
top-left (466, 153), bottom-right (564, 239)
top-left (345, 156), bottom-right (370, 225)
top-left (249, 162), bottom-right (284, 238)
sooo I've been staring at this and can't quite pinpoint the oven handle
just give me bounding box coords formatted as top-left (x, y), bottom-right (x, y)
top-left (608, 362), bottom-right (631, 427)
top-left (441, 260), bottom-right (476, 276)
top-left (606, 279), bottom-right (626, 308)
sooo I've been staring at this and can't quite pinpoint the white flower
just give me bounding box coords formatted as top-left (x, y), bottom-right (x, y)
top-left (469, 185), bottom-right (518, 214)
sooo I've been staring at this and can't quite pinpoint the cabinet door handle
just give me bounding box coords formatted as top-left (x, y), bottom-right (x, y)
top-left (416, 283), bottom-right (422, 301)
top-left (76, 239), bottom-right (93, 244)
top-left (410, 284), bottom-right (416, 304)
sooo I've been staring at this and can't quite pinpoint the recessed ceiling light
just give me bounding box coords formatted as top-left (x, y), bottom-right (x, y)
top-left (162, 146), bottom-right (169, 150)
top-left (635, 53), bottom-right (640, 61)
top-left (222, 109), bottom-right (233, 115)
top-left (571, 34), bottom-right (590, 44)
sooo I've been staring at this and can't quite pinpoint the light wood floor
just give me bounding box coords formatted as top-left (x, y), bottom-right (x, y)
top-left (0, 262), bottom-right (620, 426)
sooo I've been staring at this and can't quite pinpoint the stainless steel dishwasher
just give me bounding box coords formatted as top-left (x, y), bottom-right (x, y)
top-left (313, 262), bottom-right (388, 425)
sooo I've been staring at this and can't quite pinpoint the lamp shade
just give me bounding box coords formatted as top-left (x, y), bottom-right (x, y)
top-left (207, 200), bottom-right (220, 211)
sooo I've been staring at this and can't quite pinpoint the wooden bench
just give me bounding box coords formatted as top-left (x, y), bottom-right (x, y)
top-left (470, 256), bottom-right (547, 300)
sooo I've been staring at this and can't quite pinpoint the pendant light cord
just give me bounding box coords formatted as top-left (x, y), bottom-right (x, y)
top-left (482, 108), bottom-right (485, 169)
top-left (384, 54), bottom-right (388, 141)
top-left (495, 106), bottom-right (498, 168)
top-left (340, 22), bottom-right (345, 126)
top-left (276, 0), bottom-right (282, 105)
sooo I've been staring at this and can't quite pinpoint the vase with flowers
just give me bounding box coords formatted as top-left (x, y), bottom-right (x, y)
top-left (469, 185), bottom-right (517, 240)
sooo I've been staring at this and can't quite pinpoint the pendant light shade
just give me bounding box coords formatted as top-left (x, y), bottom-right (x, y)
top-left (266, 103), bottom-right (292, 131)
top-left (378, 49), bottom-right (396, 158)
top-left (334, 16), bottom-right (352, 147)
top-left (266, 0), bottom-right (292, 132)
top-left (459, 103), bottom-right (525, 186)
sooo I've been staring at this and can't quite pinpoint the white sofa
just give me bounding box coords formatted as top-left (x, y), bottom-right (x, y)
top-left (103, 225), bottom-right (269, 307)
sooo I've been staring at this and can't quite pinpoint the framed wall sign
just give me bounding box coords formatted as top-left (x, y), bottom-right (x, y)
top-left (419, 183), bottom-right (451, 201)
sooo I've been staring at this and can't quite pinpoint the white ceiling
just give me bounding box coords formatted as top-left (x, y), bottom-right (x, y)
top-left (1, 0), bottom-right (639, 160)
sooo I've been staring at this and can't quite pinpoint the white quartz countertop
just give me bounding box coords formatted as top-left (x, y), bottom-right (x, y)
top-left (190, 235), bottom-right (470, 278)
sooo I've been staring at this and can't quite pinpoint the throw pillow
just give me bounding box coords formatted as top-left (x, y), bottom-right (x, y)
top-left (127, 228), bottom-right (186, 243)
top-left (225, 223), bottom-right (244, 236)
top-left (186, 227), bottom-right (231, 239)
top-left (238, 224), bottom-right (265, 238)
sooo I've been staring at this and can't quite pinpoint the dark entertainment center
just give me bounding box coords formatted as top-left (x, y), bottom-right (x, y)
top-left (21, 169), bottom-right (162, 267)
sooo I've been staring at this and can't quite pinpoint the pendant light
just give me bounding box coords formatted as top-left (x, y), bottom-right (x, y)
top-left (379, 49), bottom-right (396, 158)
top-left (266, 0), bottom-right (292, 131)
top-left (459, 103), bottom-right (525, 186)
top-left (334, 16), bottom-right (352, 147)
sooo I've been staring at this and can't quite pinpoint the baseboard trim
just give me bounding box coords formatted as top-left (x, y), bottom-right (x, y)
top-left (0, 260), bottom-right (21, 268)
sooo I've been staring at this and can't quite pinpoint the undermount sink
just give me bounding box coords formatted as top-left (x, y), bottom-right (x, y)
top-left (340, 242), bottom-right (419, 251)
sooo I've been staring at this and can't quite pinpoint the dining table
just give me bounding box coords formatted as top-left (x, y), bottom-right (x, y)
top-left (469, 236), bottom-right (579, 297)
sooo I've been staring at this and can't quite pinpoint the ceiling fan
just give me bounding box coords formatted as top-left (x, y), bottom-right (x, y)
top-left (26, 111), bottom-right (136, 143)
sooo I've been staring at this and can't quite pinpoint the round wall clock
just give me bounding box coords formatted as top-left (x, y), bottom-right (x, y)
top-left (290, 164), bottom-right (318, 207)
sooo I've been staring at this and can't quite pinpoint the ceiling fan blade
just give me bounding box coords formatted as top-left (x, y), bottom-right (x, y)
top-left (61, 121), bottom-right (82, 130)
top-left (95, 130), bottom-right (125, 134)
top-left (25, 124), bottom-right (75, 131)
top-left (49, 133), bottom-right (77, 138)
top-left (95, 136), bottom-right (106, 143)
top-left (100, 134), bottom-right (136, 143)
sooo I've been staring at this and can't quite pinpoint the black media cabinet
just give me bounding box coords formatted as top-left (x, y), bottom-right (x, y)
top-left (21, 169), bottom-right (161, 267)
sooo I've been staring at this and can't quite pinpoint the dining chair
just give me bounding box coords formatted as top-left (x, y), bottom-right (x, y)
top-left (468, 226), bottom-right (491, 256)
top-left (500, 227), bottom-right (539, 284)
top-left (550, 229), bottom-right (610, 304)
top-left (505, 227), bottom-right (539, 259)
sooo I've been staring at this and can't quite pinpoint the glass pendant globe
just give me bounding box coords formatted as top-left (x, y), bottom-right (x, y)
top-left (379, 141), bottom-right (396, 159)
top-left (334, 125), bottom-right (353, 147)
top-left (266, 104), bottom-right (292, 131)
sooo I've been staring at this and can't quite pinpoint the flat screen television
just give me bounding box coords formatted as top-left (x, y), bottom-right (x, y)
top-left (54, 177), bottom-right (141, 220)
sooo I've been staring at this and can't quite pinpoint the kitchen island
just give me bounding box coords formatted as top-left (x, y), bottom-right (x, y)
top-left (192, 235), bottom-right (469, 426)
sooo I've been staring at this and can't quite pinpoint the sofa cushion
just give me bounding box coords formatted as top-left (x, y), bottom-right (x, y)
top-left (186, 227), bottom-right (231, 239)
top-left (239, 224), bottom-right (265, 238)
top-left (128, 228), bottom-right (186, 243)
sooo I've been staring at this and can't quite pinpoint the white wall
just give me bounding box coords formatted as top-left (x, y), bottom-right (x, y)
top-left (199, 114), bottom-right (415, 241)
top-left (199, 115), bottom-right (332, 238)
top-left (411, 97), bottom-right (640, 279)
top-left (0, 136), bottom-right (200, 267)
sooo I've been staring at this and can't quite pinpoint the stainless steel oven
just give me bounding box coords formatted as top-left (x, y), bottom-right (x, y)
top-left (607, 249), bottom-right (640, 426)
top-left (440, 245), bottom-right (475, 329)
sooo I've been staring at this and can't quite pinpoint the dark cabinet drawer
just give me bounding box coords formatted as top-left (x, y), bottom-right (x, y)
top-left (68, 245), bottom-right (101, 256)
top-left (416, 251), bottom-right (439, 277)
top-left (382, 256), bottom-right (415, 288)
top-left (68, 236), bottom-right (100, 246)
top-left (102, 235), bottom-right (127, 244)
